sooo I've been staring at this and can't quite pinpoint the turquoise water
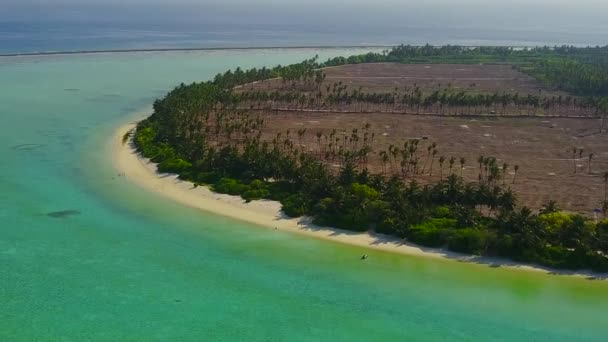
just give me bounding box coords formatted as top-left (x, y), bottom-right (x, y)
top-left (2, 48), bottom-right (607, 341)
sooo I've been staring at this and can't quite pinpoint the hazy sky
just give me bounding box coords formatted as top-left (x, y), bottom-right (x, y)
top-left (3, 0), bottom-right (608, 33)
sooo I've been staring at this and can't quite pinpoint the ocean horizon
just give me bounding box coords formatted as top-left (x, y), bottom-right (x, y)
top-left (1, 20), bottom-right (607, 55)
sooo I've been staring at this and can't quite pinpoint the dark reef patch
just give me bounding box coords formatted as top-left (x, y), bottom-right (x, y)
top-left (46, 210), bottom-right (81, 218)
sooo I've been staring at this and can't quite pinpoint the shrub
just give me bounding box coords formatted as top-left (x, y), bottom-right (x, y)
top-left (281, 193), bottom-right (309, 217)
top-left (376, 216), bottom-right (407, 236)
top-left (212, 178), bottom-right (250, 196)
top-left (134, 127), bottom-right (155, 150)
top-left (242, 189), bottom-right (270, 201)
top-left (150, 145), bottom-right (176, 163)
top-left (408, 218), bottom-right (457, 247)
top-left (539, 211), bottom-right (573, 232)
top-left (266, 181), bottom-right (298, 201)
top-left (196, 171), bottom-right (221, 184)
top-left (585, 252), bottom-right (608, 273)
top-left (157, 158), bottom-right (192, 173)
top-left (432, 206), bottom-right (453, 218)
top-left (447, 228), bottom-right (489, 255)
top-left (539, 245), bottom-right (571, 268)
top-left (249, 179), bottom-right (266, 190)
top-left (332, 212), bottom-right (369, 232)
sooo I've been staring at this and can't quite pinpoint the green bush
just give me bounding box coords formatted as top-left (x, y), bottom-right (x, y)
top-left (585, 252), bottom-right (608, 273)
top-left (376, 216), bottom-right (407, 236)
top-left (150, 145), bottom-right (176, 163)
top-left (196, 171), bottom-right (221, 184)
top-left (249, 179), bottom-right (266, 190)
top-left (447, 228), bottom-right (489, 255)
top-left (539, 246), bottom-right (596, 270)
top-left (157, 158), bottom-right (192, 173)
top-left (432, 206), bottom-right (453, 218)
top-left (134, 126), bottom-right (162, 158)
top-left (539, 211), bottom-right (573, 232)
top-left (242, 189), bottom-right (270, 201)
top-left (212, 178), bottom-right (250, 196)
top-left (538, 245), bottom-right (570, 268)
top-left (281, 193), bottom-right (309, 218)
top-left (408, 218), bottom-right (457, 247)
top-left (266, 181), bottom-right (297, 201)
top-left (333, 212), bottom-right (369, 232)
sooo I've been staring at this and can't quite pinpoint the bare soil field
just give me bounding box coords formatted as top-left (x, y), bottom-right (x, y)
top-left (323, 63), bottom-right (568, 95)
top-left (248, 62), bottom-right (569, 96)
top-left (256, 111), bottom-right (607, 214)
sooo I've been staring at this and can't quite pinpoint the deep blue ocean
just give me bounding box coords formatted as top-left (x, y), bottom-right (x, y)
top-left (1, 21), bottom-right (606, 55)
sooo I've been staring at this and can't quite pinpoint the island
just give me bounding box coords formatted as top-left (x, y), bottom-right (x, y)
top-left (122, 45), bottom-right (608, 273)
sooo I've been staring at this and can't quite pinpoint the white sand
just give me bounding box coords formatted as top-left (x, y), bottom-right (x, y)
top-left (111, 122), bottom-right (605, 279)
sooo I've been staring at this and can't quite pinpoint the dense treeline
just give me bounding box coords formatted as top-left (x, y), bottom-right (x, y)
top-left (524, 58), bottom-right (608, 96)
top-left (236, 86), bottom-right (603, 118)
top-left (322, 45), bottom-right (608, 97)
top-left (133, 46), bottom-right (608, 272)
top-left (213, 56), bottom-right (323, 90)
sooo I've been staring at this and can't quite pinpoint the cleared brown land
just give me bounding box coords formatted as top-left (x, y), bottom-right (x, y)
top-left (248, 62), bottom-right (569, 96)
top-left (324, 63), bottom-right (568, 95)
top-left (238, 63), bottom-right (607, 213)
top-left (258, 112), bottom-right (607, 214)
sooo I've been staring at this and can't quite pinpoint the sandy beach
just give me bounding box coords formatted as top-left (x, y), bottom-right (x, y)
top-left (111, 121), bottom-right (606, 279)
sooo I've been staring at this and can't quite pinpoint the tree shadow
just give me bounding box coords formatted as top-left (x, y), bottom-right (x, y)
top-left (289, 215), bottom-right (608, 280)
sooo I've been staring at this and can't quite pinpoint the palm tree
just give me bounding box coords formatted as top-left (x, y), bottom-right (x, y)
top-left (439, 156), bottom-right (446, 180)
top-left (512, 165), bottom-right (519, 184)
top-left (477, 155), bottom-right (484, 180)
top-left (422, 145), bottom-right (433, 173)
top-left (297, 128), bottom-right (307, 146)
top-left (502, 163), bottom-right (509, 186)
top-left (429, 149), bottom-right (438, 176)
top-left (459, 157), bottom-right (465, 177)
top-left (316, 131), bottom-right (323, 155)
top-left (380, 151), bottom-right (389, 175)
top-left (498, 189), bottom-right (516, 213)
top-left (604, 171), bottom-right (608, 201)
top-left (448, 156), bottom-right (455, 175)
top-left (540, 200), bottom-right (559, 215)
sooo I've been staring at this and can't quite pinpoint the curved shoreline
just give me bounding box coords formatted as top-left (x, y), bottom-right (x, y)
top-left (111, 121), bottom-right (607, 280)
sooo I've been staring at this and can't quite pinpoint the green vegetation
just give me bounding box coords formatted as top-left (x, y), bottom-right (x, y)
top-left (133, 45), bottom-right (608, 272)
top-left (237, 84), bottom-right (603, 117)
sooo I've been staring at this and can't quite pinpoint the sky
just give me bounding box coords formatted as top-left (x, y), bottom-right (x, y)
top-left (1, 0), bottom-right (606, 51)
top-left (2, 0), bottom-right (608, 33)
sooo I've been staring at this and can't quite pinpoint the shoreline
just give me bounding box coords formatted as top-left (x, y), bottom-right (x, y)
top-left (0, 45), bottom-right (389, 58)
top-left (111, 121), bottom-right (607, 280)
